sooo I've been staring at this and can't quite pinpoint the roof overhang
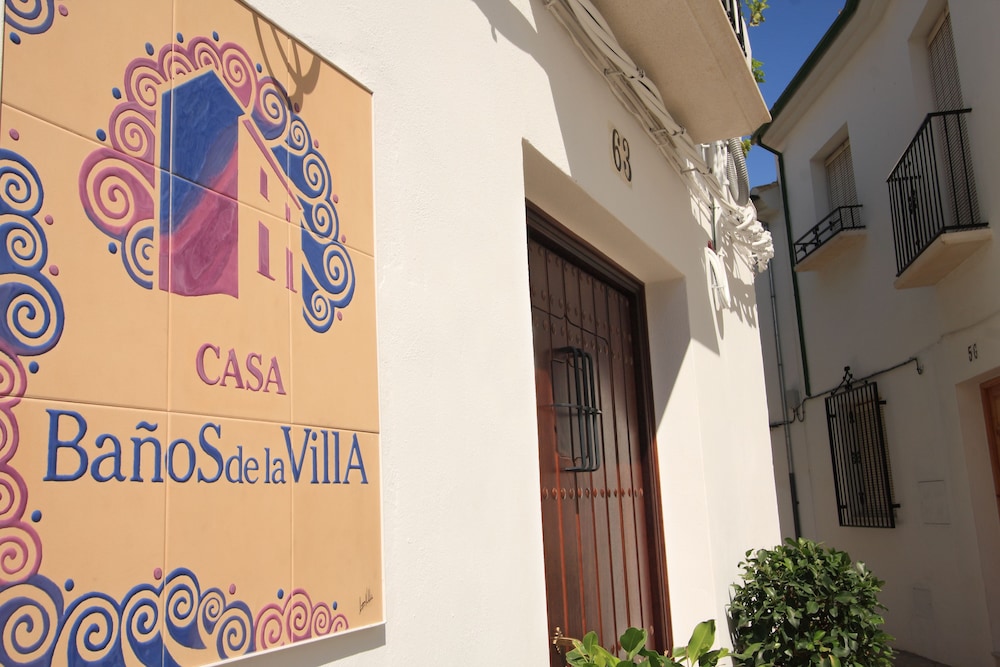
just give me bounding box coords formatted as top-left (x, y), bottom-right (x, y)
top-left (591, 0), bottom-right (770, 143)
top-left (755, 0), bottom-right (889, 150)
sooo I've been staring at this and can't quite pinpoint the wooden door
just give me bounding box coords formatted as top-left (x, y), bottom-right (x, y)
top-left (527, 209), bottom-right (669, 665)
top-left (980, 377), bottom-right (1000, 520)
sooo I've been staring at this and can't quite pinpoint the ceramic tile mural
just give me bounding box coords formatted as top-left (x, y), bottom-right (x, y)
top-left (0, 1), bottom-right (380, 665)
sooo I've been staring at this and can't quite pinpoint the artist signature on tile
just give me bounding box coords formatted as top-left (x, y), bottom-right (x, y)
top-left (360, 586), bottom-right (375, 614)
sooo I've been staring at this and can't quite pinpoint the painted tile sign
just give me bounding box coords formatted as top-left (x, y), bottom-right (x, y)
top-left (0, 0), bottom-right (381, 664)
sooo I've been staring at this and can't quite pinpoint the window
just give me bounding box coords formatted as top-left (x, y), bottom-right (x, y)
top-left (928, 11), bottom-right (963, 112)
top-left (825, 381), bottom-right (896, 528)
top-left (824, 139), bottom-right (857, 211)
top-left (927, 11), bottom-right (979, 230)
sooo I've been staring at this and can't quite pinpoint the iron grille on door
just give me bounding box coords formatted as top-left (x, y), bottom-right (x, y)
top-left (825, 381), bottom-right (896, 528)
top-left (552, 346), bottom-right (603, 473)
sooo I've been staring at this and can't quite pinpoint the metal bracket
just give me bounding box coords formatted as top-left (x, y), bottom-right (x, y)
top-left (552, 626), bottom-right (575, 654)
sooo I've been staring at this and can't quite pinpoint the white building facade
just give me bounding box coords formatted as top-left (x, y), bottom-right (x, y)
top-left (0, 1), bottom-right (783, 666)
top-left (756, 1), bottom-right (1000, 665)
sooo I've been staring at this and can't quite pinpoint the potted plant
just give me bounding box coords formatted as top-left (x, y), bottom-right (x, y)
top-left (562, 619), bottom-right (733, 667)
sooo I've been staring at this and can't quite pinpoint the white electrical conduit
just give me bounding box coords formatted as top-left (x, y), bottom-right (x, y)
top-left (545, 0), bottom-right (774, 268)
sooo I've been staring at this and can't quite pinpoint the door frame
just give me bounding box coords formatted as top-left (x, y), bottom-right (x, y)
top-left (527, 201), bottom-right (672, 650)
top-left (979, 375), bottom-right (1000, 520)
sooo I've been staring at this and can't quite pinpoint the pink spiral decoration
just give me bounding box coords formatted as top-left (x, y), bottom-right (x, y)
top-left (0, 352), bottom-right (26, 410)
top-left (0, 409), bottom-right (18, 465)
top-left (286, 592), bottom-right (311, 642)
top-left (123, 59), bottom-right (167, 111)
top-left (310, 602), bottom-right (333, 636)
top-left (0, 471), bottom-right (26, 523)
top-left (109, 104), bottom-right (157, 164)
top-left (254, 588), bottom-right (347, 650)
top-left (0, 524), bottom-right (40, 585)
top-left (219, 44), bottom-right (255, 107)
top-left (190, 38), bottom-right (223, 75)
top-left (254, 603), bottom-right (285, 650)
top-left (79, 149), bottom-right (155, 237)
top-left (331, 613), bottom-right (349, 632)
top-left (162, 48), bottom-right (195, 81)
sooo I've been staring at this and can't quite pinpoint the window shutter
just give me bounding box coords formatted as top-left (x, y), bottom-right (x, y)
top-left (825, 141), bottom-right (857, 210)
top-left (929, 13), bottom-right (963, 111)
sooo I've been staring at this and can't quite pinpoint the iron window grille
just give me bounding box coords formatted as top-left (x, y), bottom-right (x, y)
top-left (825, 370), bottom-right (897, 528)
top-left (885, 13), bottom-right (984, 276)
top-left (793, 205), bottom-right (864, 265)
top-left (551, 346), bottom-right (603, 473)
top-left (886, 108), bottom-right (985, 277)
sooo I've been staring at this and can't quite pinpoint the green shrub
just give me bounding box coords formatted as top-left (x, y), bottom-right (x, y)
top-left (728, 538), bottom-right (893, 667)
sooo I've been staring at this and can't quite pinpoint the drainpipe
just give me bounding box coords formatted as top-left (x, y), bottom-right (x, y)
top-left (755, 137), bottom-right (805, 539)
top-left (749, 0), bottom-right (861, 540)
top-left (755, 138), bottom-right (810, 397)
top-left (750, 0), bottom-right (862, 395)
top-left (765, 249), bottom-right (801, 538)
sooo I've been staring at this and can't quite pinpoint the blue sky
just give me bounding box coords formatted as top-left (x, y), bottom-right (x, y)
top-left (744, 1), bottom-right (846, 187)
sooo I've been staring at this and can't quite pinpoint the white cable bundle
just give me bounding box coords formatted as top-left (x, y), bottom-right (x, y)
top-left (546, 0), bottom-right (774, 269)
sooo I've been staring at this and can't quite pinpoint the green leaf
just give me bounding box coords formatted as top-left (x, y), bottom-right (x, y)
top-left (698, 649), bottom-right (728, 667)
top-left (684, 620), bottom-right (716, 663)
top-left (565, 643), bottom-right (591, 666)
top-left (806, 600), bottom-right (819, 615)
top-left (639, 648), bottom-right (668, 667)
top-left (732, 641), bottom-right (761, 660)
top-left (744, 0), bottom-right (768, 27)
top-left (621, 628), bottom-right (648, 660)
top-left (593, 644), bottom-right (620, 666)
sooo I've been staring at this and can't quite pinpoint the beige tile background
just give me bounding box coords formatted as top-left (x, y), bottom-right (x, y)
top-left (0, 1), bottom-right (380, 664)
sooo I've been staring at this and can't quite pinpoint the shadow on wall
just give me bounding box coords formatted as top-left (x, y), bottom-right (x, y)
top-left (253, 14), bottom-right (323, 113)
top-left (472, 0), bottom-right (732, 358)
top-left (646, 280), bottom-right (694, 419)
top-left (722, 246), bottom-right (759, 329)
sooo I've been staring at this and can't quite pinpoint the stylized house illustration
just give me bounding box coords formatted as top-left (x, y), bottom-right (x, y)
top-left (0, 1), bottom-right (781, 665)
top-left (755, 2), bottom-right (1000, 665)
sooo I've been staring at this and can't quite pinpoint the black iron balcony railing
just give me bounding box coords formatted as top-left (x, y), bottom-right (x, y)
top-left (886, 109), bottom-right (985, 276)
top-left (794, 205), bottom-right (864, 265)
top-left (721, 0), bottom-right (748, 58)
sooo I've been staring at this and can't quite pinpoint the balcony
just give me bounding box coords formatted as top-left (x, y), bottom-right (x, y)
top-left (793, 205), bottom-right (864, 272)
top-left (721, 0), bottom-right (749, 61)
top-left (589, 0), bottom-right (769, 142)
top-left (886, 109), bottom-right (988, 289)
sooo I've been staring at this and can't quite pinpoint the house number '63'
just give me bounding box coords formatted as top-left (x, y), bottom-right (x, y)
top-left (611, 128), bottom-right (632, 183)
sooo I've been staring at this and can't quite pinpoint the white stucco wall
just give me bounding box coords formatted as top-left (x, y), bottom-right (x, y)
top-left (199, 1), bottom-right (785, 666)
top-left (756, 1), bottom-right (1000, 665)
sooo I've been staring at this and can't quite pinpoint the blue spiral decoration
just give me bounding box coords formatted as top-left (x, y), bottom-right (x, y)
top-left (273, 110), bottom-right (356, 333)
top-left (0, 150), bottom-right (63, 358)
top-left (4, 0), bottom-right (55, 37)
top-left (0, 570), bottom-right (254, 666)
top-left (300, 228), bottom-right (355, 333)
top-left (123, 222), bottom-right (156, 290)
top-left (0, 576), bottom-right (62, 666)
